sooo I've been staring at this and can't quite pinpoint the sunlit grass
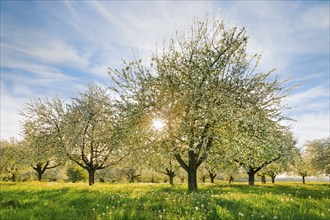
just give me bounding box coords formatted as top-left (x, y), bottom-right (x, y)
top-left (1, 181), bottom-right (329, 219)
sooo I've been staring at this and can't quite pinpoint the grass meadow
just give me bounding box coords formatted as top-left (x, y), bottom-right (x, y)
top-left (0, 181), bottom-right (329, 220)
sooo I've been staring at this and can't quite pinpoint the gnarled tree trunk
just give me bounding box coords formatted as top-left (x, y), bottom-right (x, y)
top-left (32, 161), bottom-right (57, 181)
top-left (176, 151), bottom-right (199, 191)
top-left (165, 168), bottom-right (176, 185)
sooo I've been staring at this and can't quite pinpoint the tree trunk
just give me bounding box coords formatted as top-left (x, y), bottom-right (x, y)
top-left (187, 150), bottom-right (198, 191)
top-left (127, 174), bottom-right (134, 183)
top-left (188, 167), bottom-right (198, 191)
top-left (210, 173), bottom-right (216, 183)
top-left (130, 175), bottom-right (134, 183)
top-left (271, 176), bottom-right (276, 184)
top-left (169, 174), bottom-right (174, 185)
top-left (12, 173), bottom-right (16, 182)
top-left (261, 175), bottom-right (266, 184)
top-left (32, 161), bottom-right (58, 182)
top-left (229, 175), bottom-right (234, 184)
top-left (175, 151), bottom-right (198, 191)
top-left (88, 169), bottom-right (95, 186)
top-left (165, 168), bottom-right (175, 185)
top-left (248, 171), bottom-right (255, 186)
top-left (302, 176), bottom-right (305, 184)
top-left (37, 171), bottom-right (43, 181)
top-left (33, 163), bottom-right (44, 181)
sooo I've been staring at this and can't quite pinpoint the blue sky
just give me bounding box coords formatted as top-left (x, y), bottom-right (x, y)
top-left (1, 1), bottom-right (329, 147)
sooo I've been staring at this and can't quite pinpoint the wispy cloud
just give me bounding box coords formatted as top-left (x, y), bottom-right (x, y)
top-left (1, 38), bottom-right (91, 71)
top-left (283, 85), bottom-right (329, 146)
top-left (218, 1), bottom-right (329, 74)
top-left (286, 85), bottom-right (329, 111)
top-left (0, 82), bottom-right (26, 140)
top-left (292, 112), bottom-right (330, 147)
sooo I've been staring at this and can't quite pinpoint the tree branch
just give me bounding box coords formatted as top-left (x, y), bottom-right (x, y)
top-left (175, 154), bottom-right (189, 172)
top-left (45, 164), bottom-right (58, 170)
top-left (255, 155), bottom-right (281, 173)
top-left (68, 154), bottom-right (88, 170)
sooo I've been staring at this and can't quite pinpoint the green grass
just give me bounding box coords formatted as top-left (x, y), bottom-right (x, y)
top-left (0, 182), bottom-right (329, 220)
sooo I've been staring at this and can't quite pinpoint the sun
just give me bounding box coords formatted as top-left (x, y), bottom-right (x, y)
top-left (152, 118), bottom-right (165, 131)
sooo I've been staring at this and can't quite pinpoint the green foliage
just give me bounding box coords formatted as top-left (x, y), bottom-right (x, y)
top-left (20, 97), bottom-right (65, 181)
top-left (0, 182), bottom-right (329, 220)
top-left (95, 167), bottom-right (120, 183)
top-left (0, 138), bottom-right (26, 181)
top-left (65, 85), bottom-right (118, 166)
top-left (21, 97), bottom-right (65, 161)
top-left (229, 125), bottom-right (297, 185)
top-left (19, 84), bottom-right (130, 185)
top-left (290, 149), bottom-right (315, 184)
top-left (305, 137), bottom-right (330, 176)
top-left (63, 85), bottom-right (123, 185)
top-left (136, 168), bottom-right (164, 183)
top-left (66, 166), bottom-right (87, 183)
